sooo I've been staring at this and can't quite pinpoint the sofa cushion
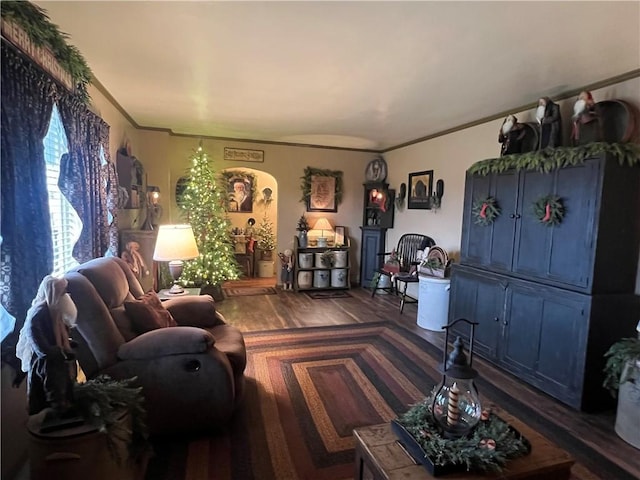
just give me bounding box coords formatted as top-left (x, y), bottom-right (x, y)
top-left (125, 291), bottom-right (177, 334)
top-left (111, 305), bottom-right (137, 341)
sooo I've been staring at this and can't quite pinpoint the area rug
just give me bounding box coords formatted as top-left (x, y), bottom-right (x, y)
top-left (223, 286), bottom-right (278, 297)
top-left (305, 290), bottom-right (352, 299)
top-left (144, 322), bottom-right (632, 480)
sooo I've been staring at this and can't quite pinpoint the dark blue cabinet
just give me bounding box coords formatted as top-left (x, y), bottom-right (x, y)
top-left (461, 156), bottom-right (639, 294)
top-left (453, 153), bottom-right (640, 411)
top-left (360, 227), bottom-right (387, 287)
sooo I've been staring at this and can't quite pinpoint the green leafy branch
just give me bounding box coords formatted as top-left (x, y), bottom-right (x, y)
top-left (1, 1), bottom-right (92, 102)
top-left (469, 143), bottom-right (640, 176)
top-left (603, 338), bottom-right (640, 397)
top-left (532, 195), bottom-right (564, 226)
top-left (299, 167), bottom-right (343, 205)
top-left (73, 375), bottom-right (150, 464)
top-left (397, 396), bottom-right (530, 473)
top-left (472, 197), bottom-right (500, 226)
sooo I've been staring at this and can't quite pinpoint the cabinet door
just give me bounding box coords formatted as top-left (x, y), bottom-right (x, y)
top-left (512, 161), bottom-right (599, 289)
top-left (502, 281), bottom-right (588, 407)
top-left (448, 267), bottom-right (504, 359)
top-left (460, 171), bottom-right (518, 272)
top-left (360, 228), bottom-right (386, 287)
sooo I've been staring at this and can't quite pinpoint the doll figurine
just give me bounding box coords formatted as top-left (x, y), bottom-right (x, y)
top-left (279, 249), bottom-right (295, 290)
top-left (16, 276), bottom-right (80, 421)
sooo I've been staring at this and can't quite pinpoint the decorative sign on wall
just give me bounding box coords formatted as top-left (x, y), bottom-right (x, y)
top-left (1, 20), bottom-right (74, 91)
top-left (224, 147), bottom-right (264, 163)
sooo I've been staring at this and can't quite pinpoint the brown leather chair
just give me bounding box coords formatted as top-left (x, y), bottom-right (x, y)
top-left (64, 257), bottom-right (246, 434)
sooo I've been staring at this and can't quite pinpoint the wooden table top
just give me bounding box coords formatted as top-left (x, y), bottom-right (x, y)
top-left (354, 402), bottom-right (574, 479)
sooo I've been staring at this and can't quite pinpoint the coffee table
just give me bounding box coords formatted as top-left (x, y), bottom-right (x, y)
top-left (353, 404), bottom-right (574, 479)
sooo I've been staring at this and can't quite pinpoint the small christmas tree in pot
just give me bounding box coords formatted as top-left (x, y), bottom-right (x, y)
top-left (257, 213), bottom-right (276, 260)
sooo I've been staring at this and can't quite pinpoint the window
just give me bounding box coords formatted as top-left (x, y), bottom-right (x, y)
top-left (43, 105), bottom-right (82, 276)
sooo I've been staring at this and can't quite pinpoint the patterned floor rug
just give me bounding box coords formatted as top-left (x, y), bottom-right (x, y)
top-left (223, 286), bottom-right (278, 297)
top-left (144, 322), bottom-right (630, 480)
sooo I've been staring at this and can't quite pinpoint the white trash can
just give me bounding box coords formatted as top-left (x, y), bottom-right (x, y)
top-left (417, 275), bottom-right (451, 331)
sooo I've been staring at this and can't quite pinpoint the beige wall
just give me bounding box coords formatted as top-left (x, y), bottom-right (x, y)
top-left (89, 76), bottom-right (640, 288)
top-left (384, 77), bottom-right (640, 297)
top-left (130, 133), bottom-right (374, 280)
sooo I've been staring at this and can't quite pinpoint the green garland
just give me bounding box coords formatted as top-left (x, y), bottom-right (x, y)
top-left (1, 1), bottom-right (92, 102)
top-left (73, 375), bottom-right (150, 464)
top-left (396, 395), bottom-right (530, 473)
top-left (469, 143), bottom-right (640, 176)
top-left (533, 195), bottom-right (564, 226)
top-left (299, 167), bottom-right (343, 206)
top-left (603, 338), bottom-right (640, 397)
top-left (221, 170), bottom-right (258, 205)
top-left (472, 197), bottom-right (500, 226)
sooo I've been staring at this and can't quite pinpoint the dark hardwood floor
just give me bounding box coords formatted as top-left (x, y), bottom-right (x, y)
top-left (218, 279), bottom-right (640, 480)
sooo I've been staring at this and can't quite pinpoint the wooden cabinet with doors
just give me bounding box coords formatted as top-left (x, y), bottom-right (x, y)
top-left (451, 153), bottom-right (640, 411)
top-left (360, 183), bottom-right (395, 287)
top-left (459, 156), bottom-right (639, 293)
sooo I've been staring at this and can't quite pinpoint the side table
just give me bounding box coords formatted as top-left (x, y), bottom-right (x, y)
top-left (353, 405), bottom-right (573, 479)
top-left (157, 287), bottom-right (201, 301)
top-left (28, 409), bottom-right (146, 480)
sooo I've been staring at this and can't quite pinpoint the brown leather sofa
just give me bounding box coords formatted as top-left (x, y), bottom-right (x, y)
top-left (64, 257), bottom-right (246, 434)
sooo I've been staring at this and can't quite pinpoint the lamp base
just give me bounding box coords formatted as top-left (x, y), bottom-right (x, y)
top-left (167, 283), bottom-right (187, 295)
top-left (317, 237), bottom-right (328, 248)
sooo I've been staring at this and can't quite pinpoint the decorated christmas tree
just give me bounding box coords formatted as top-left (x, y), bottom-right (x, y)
top-left (178, 145), bottom-right (239, 287)
top-left (256, 213), bottom-right (276, 252)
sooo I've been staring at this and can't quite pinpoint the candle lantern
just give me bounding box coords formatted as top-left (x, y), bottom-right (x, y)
top-left (432, 318), bottom-right (482, 439)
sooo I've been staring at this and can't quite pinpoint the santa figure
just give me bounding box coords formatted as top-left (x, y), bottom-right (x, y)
top-left (571, 91), bottom-right (598, 145)
top-left (536, 97), bottom-right (562, 149)
top-left (498, 115), bottom-right (526, 156)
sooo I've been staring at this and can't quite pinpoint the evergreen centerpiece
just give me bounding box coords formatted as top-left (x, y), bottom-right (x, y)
top-left (256, 213), bottom-right (276, 259)
top-left (178, 146), bottom-right (240, 288)
top-left (297, 213), bottom-right (310, 232)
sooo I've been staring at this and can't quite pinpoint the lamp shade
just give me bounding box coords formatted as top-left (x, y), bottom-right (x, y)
top-left (153, 224), bottom-right (199, 261)
top-left (313, 218), bottom-right (333, 232)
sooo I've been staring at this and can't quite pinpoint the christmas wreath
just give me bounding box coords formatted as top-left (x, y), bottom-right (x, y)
top-left (533, 195), bottom-right (564, 226)
top-left (472, 197), bottom-right (500, 226)
top-left (395, 394), bottom-right (530, 473)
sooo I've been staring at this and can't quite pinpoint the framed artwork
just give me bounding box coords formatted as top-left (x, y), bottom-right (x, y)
top-left (227, 175), bottom-right (254, 213)
top-left (408, 170), bottom-right (434, 209)
top-left (308, 174), bottom-right (337, 212)
top-left (334, 226), bottom-right (346, 247)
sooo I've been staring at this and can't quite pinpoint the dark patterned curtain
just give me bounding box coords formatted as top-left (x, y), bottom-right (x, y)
top-left (0, 42), bottom-right (56, 344)
top-left (100, 127), bottom-right (120, 257)
top-left (58, 96), bottom-right (113, 262)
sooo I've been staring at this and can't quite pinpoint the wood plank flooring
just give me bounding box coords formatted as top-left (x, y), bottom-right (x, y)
top-left (218, 279), bottom-right (640, 480)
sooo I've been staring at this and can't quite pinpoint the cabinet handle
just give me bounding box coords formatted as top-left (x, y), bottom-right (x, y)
top-left (502, 320), bottom-right (509, 326)
top-left (493, 317), bottom-right (499, 322)
top-left (514, 214), bottom-right (521, 219)
top-left (509, 213), bottom-right (515, 218)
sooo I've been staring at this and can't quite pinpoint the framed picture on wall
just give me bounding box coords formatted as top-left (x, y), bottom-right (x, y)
top-left (307, 175), bottom-right (337, 212)
top-left (408, 170), bottom-right (434, 209)
top-left (227, 176), bottom-right (253, 213)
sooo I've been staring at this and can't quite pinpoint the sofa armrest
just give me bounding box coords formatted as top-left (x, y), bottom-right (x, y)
top-left (163, 295), bottom-right (225, 328)
top-left (118, 326), bottom-right (215, 360)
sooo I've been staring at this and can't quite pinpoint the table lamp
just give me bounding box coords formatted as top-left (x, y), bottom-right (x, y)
top-left (313, 218), bottom-right (333, 248)
top-left (153, 224), bottom-right (199, 295)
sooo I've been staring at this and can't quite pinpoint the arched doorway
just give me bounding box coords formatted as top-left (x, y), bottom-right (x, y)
top-left (222, 167), bottom-right (278, 281)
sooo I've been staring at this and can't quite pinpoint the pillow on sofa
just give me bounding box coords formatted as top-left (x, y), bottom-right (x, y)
top-left (125, 291), bottom-right (177, 334)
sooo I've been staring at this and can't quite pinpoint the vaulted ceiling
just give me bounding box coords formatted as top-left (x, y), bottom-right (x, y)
top-left (36, 1), bottom-right (640, 151)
